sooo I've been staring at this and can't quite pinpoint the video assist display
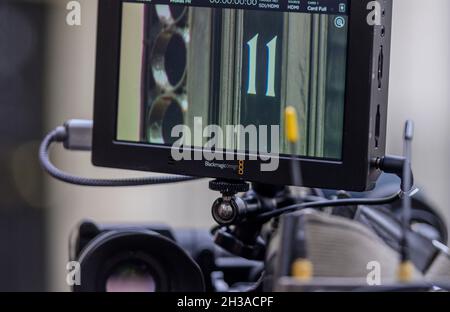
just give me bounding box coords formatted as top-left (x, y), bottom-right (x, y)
top-left (116, 0), bottom-right (349, 160)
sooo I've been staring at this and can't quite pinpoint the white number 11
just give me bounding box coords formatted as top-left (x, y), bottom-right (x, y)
top-left (246, 34), bottom-right (278, 97)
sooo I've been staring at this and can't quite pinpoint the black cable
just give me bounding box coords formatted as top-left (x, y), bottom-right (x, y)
top-left (39, 127), bottom-right (201, 187)
top-left (255, 191), bottom-right (402, 222)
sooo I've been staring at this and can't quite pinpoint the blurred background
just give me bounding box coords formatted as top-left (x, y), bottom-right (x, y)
top-left (0, 0), bottom-right (449, 291)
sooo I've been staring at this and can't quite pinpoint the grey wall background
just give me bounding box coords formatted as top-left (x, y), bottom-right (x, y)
top-left (43, 0), bottom-right (450, 291)
top-left (387, 0), bottom-right (450, 226)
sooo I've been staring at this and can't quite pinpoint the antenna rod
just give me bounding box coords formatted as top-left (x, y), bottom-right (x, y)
top-left (398, 120), bottom-right (415, 282)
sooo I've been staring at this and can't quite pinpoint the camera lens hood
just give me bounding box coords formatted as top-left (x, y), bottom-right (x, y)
top-left (74, 229), bottom-right (204, 292)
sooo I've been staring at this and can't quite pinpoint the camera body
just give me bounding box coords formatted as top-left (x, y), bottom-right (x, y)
top-left (70, 221), bottom-right (263, 292)
top-left (69, 175), bottom-right (449, 292)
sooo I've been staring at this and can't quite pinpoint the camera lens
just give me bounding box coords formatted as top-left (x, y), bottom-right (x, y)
top-left (105, 260), bottom-right (157, 292)
top-left (151, 29), bottom-right (189, 91)
top-left (73, 230), bottom-right (204, 292)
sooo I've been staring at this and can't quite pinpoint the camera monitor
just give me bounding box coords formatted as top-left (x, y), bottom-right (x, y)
top-left (93, 0), bottom-right (392, 191)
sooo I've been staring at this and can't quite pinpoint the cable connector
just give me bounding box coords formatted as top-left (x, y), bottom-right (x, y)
top-left (373, 155), bottom-right (414, 191)
top-left (63, 119), bottom-right (93, 151)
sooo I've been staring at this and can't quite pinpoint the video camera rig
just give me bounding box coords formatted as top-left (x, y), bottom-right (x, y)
top-left (38, 0), bottom-right (450, 292)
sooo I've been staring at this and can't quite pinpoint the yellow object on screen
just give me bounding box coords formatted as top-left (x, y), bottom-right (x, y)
top-left (285, 106), bottom-right (299, 144)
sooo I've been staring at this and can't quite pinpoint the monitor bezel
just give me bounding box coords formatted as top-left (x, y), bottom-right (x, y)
top-left (92, 0), bottom-right (392, 191)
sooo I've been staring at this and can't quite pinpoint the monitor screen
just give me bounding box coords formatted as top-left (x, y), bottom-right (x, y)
top-left (116, 0), bottom-right (349, 160)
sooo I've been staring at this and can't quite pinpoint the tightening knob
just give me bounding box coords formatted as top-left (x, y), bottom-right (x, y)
top-left (209, 179), bottom-right (250, 196)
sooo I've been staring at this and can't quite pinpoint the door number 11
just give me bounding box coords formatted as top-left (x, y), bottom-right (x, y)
top-left (247, 34), bottom-right (278, 98)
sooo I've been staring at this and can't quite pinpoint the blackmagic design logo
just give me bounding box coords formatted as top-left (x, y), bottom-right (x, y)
top-left (203, 160), bottom-right (245, 176)
top-left (205, 161), bottom-right (239, 172)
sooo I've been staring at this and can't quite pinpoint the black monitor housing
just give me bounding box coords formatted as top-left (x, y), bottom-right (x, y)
top-left (92, 0), bottom-right (393, 191)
